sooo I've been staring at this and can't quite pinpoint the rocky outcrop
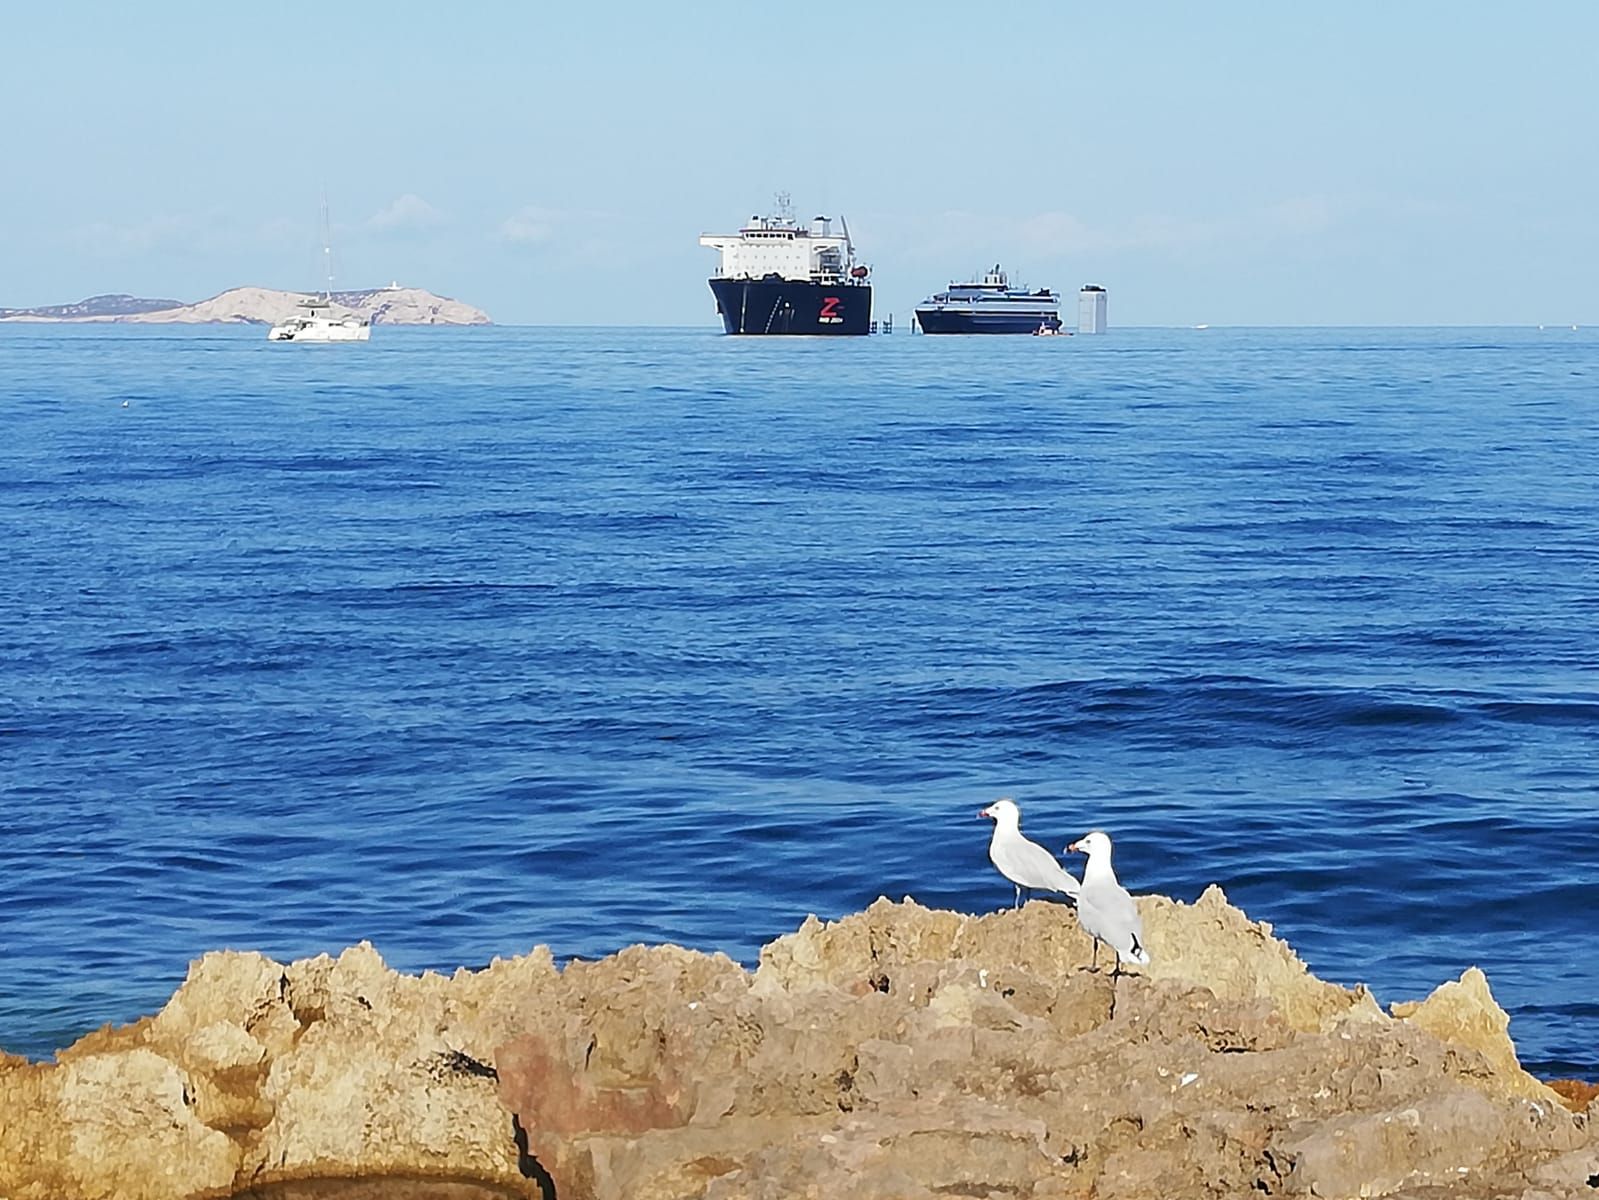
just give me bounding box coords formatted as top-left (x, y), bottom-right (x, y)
top-left (1, 891), bottom-right (1593, 1200)
top-left (0, 286), bottom-right (492, 326)
top-left (0, 293), bottom-right (186, 319)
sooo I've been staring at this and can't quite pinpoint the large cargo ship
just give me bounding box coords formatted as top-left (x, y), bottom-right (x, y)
top-left (699, 196), bottom-right (872, 335)
top-left (914, 266), bottom-right (1062, 334)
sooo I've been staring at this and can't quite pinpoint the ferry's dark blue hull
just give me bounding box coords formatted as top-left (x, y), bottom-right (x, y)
top-left (914, 308), bottom-right (1062, 334)
top-left (709, 278), bottom-right (872, 335)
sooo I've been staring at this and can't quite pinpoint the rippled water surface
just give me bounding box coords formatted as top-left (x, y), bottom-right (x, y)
top-left (2, 324), bottom-right (1595, 1076)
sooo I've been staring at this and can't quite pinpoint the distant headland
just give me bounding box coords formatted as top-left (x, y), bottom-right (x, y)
top-left (0, 285), bottom-right (492, 327)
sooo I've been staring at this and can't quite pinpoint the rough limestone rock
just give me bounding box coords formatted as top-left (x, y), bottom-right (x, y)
top-left (1, 892), bottom-right (1593, 1200)
top-left (755, 885), bottom-right (1378, 1033)
top-left (1391, 966), bottom-right (1566, 1106)
top-left (2, 943), bottom-right (556, 1199)
top-left (0, 1047), bottom-right (239, 1200)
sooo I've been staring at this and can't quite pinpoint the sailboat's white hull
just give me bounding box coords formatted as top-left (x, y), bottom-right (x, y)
top-left (267, 315), bottom-right (371, 342)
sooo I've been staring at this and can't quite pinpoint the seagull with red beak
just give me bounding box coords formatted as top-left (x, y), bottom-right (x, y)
top-left (1066, 830), bottom-right (1150, 971)
top-left (978, 798), bottom-right (1082, 910)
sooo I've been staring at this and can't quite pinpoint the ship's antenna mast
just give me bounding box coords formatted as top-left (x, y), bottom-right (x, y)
top-left (774, 191), bottom-right (794, 224)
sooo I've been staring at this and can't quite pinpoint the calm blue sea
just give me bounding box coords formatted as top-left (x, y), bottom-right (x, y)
top-left (1, 324), bottom-right (1595, 1077)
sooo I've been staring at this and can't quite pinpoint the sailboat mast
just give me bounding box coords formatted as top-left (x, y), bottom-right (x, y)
top-left (320, 190), bottom-right (334, 300)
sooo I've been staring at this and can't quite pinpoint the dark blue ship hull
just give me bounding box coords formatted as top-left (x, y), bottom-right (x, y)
top-left (914, 308), bottom-right (1062, 334)
top-left (709, 277), bottom-right (872, 335)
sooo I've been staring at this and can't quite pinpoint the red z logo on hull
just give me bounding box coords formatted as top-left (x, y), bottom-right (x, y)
top-left (819, 296), bottom-right (842, 324)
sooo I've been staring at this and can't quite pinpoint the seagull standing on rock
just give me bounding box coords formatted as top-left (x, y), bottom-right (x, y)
top-left (978, 798), bottom-right (1082, 909)
top-left (1066, 830), bottom-right (1150, 972)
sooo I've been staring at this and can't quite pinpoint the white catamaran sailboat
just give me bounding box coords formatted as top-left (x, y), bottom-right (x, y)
top-left (268, 198), bottom-right (371, 343)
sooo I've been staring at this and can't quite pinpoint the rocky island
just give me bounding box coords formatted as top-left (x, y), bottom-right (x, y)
top-left (1, 890), bottom-right (1595, 1200)
top-left (0, 286), bottom-right (492, 327)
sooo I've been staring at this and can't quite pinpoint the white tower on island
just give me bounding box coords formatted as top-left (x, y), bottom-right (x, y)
top-left (1078, 286), bottom-right (1108, 334)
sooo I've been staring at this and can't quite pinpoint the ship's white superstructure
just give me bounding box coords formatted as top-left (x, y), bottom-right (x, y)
top-left (699, 194), bottom-right (873, 335)
top-left (699, 194), bottom-right (863, 284)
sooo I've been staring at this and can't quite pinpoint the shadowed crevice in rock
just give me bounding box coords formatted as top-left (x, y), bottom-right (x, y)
top-left (432, 1049), bottom-right (499, 1082)
top-left (511, 1115), bottom-right (558, 1200)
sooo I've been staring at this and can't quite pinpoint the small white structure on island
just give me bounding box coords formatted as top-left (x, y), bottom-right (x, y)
top-left (1078, 285), bottom-right (1108, 334)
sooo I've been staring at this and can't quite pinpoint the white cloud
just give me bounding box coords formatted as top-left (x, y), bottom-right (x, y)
top-left (1015, 210), bottom-right (1226, 256)
top-left (1015, 211), bottom-right (1098, 253)
top-left (256, 215), bottom-right (305, 243)
top-left (498, 206), bottom-right (559, 244)
top-left (888, 198), bottom-right (1357, 267)
top-left (1118, 213), bottom-right (1226, 253)
top-left (68, 214), bottom-right (192, 256)
top-left (368, 194), bottom-right (443, 233)
top-left (876, 208), bottom-right (1193, 263)
top-left (1259, 196), bottom-right (1337, 237)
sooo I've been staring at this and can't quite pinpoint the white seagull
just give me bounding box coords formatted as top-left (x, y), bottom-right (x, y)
top-left (1066, 830), bottom-right (1150, 971)
top-left (978, 798), bottom-right (1082, 909)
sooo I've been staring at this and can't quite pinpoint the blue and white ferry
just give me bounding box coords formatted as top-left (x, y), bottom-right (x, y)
top-left (914, 265), bottom-right (1062, 334)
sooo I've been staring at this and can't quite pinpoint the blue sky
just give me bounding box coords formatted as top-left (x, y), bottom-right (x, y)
top-left (5, 2), bottom-right (1596, 325)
